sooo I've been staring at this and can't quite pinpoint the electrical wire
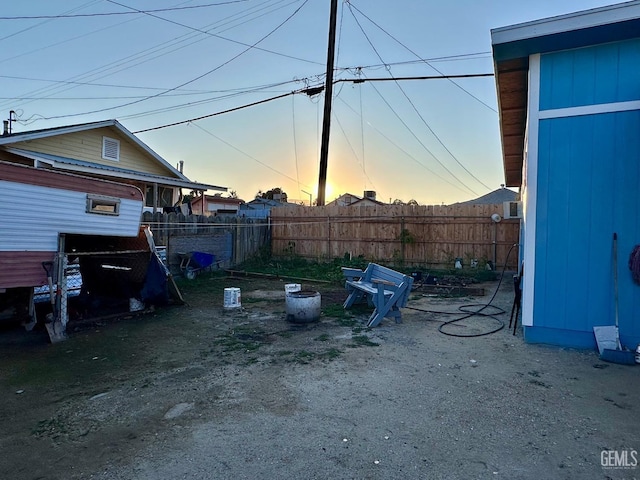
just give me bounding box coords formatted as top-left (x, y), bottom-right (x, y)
top-left (37, 0), bottom-right (311, 121)
top-left (332, 112), bottom-right (378, 194)
top-left (360, 75), bottom-right (478, 196)
top-left (0, 0), bottom-right (101, 43)
top-left (406, 242), bottom-right (519, 337)
top-left (348, 2), bottom-right (497, 113)
top-left (132, 90), bottom-right (298, 133)
top-left (335, 96), bottom-right (475, 196)
top-left (190, 122), bottom-right (313, 189)
top-left (1, 0), bottom-right (317, 113)
top-left (0, 2), bottom-right (249, 19)
top-left (347, 5), bottom-right (485, 195)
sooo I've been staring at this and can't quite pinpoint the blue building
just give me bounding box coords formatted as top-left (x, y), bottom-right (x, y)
top-left (492, 1), bottom-right (640, 349)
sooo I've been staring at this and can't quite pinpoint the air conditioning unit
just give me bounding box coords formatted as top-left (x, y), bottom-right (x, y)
top-left (503, 201), bottom-right (523, 219)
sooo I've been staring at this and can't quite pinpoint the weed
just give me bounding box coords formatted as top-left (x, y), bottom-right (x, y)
top-left (315, 334), bottom-right (331, 342)
top-left (318, 348), bottom-right (342, 361)
top-left (294, 350), bottom-right (315, 364)
top-left (334, 317), bottom-right (359, 327)
top-left (349, 335), bottom-right (380, 347)
top-left (214, 327), bottom-right (265, 353)
top-left (243, 357), bottom-right (259, 366)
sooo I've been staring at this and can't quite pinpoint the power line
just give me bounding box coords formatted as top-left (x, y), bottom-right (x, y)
top-left (0, 0), bottom-right (101, 42)
top-left (347, 4), bottom-right (492, 193)
top-left (133, 91), bottom-right (299, 133)
top-left (38, 0), bottom-right (311, 121)
top-left (335, 96), bottom-right (473, 197)
top-left (190, 122), bottom-right (312, 189)
top-left (129, 72), bottom-right (493, 133)
top-left (348, 2), bottom-right (497, 113)
top-left (332, 111), bottom-right (377, 194)
top-left (0, 2), bottom-right (250, 20)
top-left (336, 51), bottom-right (492, 71)
top-left (347, 7), bottom-right (478, 196)
top-left (0, 0), bottom-right (319, 112)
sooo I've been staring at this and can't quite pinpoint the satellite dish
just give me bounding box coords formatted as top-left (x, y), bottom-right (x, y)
top-left (491, 213), bottom-right (502, 223)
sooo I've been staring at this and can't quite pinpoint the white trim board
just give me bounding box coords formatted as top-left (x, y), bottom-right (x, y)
top-left (491, 1), bottom-right (640, 45)
top-left (539, 100), bottom-right (640, 120)
top-left (522, 54), bottom-right (541, 328)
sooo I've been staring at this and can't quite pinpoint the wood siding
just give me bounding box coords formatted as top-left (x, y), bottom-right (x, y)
top-left (539, 38), bottom-right (640, 110)
top-left (271, 204), bottom-right (520, 269)
top-left (535, 110), bottom-right (640, 342)
top-left (9, 127), bottom-right (175, 176)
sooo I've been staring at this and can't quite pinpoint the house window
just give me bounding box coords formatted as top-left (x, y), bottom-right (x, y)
top-left (102, 136), bottom-right (120, 161)
top-left (86, 194), bottom-right (120, 216)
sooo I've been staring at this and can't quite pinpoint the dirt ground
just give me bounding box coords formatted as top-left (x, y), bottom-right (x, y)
top-left (0, 274), bottom-right (638, 480)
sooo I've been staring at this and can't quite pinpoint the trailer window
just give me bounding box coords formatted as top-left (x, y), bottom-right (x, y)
top-left (86, 194), bottom-right (121, 216)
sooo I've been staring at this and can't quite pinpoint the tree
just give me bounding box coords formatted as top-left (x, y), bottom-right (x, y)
top-left (407, 199), bottom-right (420, 206)
top-left (256, 187), bottom-right (288, 202)
top-left (392, 199), bottom-right (405, 205)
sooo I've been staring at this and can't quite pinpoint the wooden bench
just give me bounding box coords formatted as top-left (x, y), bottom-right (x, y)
top-left (342, 263), bottom-right (414, 327)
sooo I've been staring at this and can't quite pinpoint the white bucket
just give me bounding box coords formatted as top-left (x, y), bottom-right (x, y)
top-left (284, 283), bottom-right (302, 295)
top-left (223, 287), bottom-right (241, 309)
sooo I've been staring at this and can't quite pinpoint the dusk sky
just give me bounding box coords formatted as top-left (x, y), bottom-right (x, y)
top-left (0, 0), bottom-right (626, 205)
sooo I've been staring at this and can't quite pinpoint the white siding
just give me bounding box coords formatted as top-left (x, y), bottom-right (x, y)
top-left (0, 180), bottom-right (142, 251)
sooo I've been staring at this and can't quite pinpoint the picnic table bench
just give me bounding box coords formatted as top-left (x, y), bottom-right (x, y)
top-left (341, 263), bottom-right (414, 327)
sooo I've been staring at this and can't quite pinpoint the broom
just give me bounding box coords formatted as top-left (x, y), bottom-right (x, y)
top-left (596, 233), bottom-right (636, 364)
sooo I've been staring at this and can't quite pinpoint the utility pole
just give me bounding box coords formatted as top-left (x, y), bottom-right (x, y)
top-left (316, 0), bottom-right (338, 206)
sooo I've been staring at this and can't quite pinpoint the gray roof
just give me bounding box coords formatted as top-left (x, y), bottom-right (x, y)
top-left (455, 188), bottom-right (519, 205)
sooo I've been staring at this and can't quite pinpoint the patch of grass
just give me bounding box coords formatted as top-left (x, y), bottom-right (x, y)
top-left (334, 317), bottom-right (359, 327)
top-left (214, 327), bottom-right (266, 353)
top-left (318, 348), bottom-right (342, 361)
top-left (321, 304), bottom-right (351, 318)
top-left (314, 334), bottom-right (331, 342)
top-left (236, 255), bottom-right (368, 284)
top-left (289, 348), bottom-right (342, 364)
top-left (293, 350), bottom-right (315, 364)
top-left (349, 334), bottom-right (380, 348)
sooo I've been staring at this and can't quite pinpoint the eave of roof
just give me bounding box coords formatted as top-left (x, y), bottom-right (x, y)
top-left (491, 0), bottom-right (640, 187)
top-left (4, 147), bottom-right (226, 192)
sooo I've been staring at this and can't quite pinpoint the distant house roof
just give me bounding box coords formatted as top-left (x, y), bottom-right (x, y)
top-left (455, 187), bottom-right (518, 205)
top-left (349, 197), bottom-right (386, 207)
top-left (192, 194), bottom-right (244, 206)
top-left (328, 193), bottom-right (361, 206)
top-left (241, 197), bottom-right (299, 210)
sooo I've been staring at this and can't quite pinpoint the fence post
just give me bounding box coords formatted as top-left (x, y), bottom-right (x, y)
top-left (327, 215), bottom-right (331, 260)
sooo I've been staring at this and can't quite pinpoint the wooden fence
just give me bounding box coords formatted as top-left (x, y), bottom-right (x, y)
top-left (270, 204), bottom-right (521, 270)
top-left (141, 212), bottom-right (270, 273)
